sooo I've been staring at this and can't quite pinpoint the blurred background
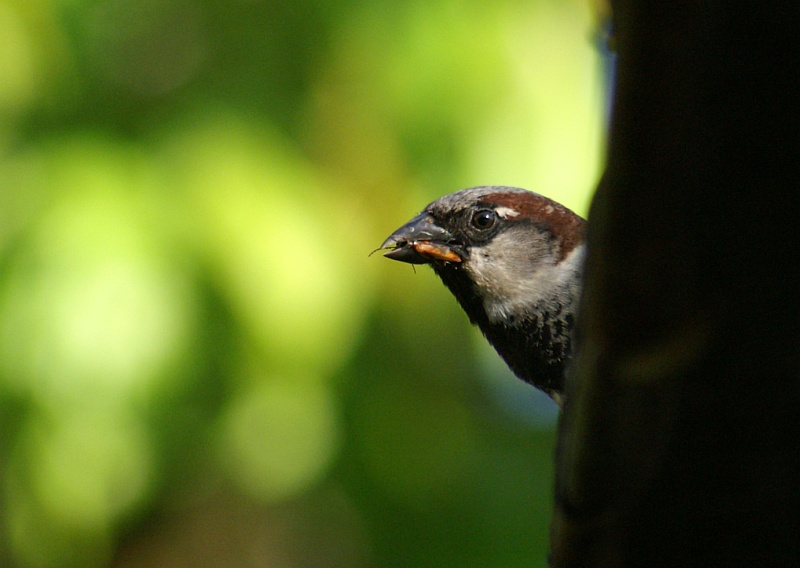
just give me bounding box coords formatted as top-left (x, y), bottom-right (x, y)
top-left (0, 0), bottom-right (602, 566)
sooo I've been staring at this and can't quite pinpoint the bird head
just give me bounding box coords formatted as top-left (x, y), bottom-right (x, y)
top-left (381, 186), bottom-right (586, 399)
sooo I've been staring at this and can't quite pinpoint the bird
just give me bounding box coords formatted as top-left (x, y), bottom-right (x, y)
top-left (380, 186), bottom-right (586, 404)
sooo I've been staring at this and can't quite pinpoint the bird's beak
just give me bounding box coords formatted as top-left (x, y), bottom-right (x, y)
top-left (380, 213), bottom-right (462, 264)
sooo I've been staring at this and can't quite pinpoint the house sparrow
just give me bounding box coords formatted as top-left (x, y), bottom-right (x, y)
top-left (380, 186), bottom-right (586, 404)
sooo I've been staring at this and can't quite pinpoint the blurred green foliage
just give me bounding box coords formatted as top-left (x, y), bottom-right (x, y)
top-left (0, 0), bottom-right (600, 566)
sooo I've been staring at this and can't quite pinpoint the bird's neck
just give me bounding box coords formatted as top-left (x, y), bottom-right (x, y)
top-left (432, 263), bottom-right (578, 396)
top-left (481, 307), bottom-right (575, 395)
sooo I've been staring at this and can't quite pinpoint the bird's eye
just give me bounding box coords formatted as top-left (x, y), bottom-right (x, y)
top-left (471, 209), bottom-right (496, 230)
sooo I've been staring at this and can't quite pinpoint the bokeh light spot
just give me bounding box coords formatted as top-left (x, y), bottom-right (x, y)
top-left (29, 409), bottom-right (153, 528)
top-left (167, 113), bottom-right (376, 376)
top-left (5, 407), bottom-right (152, 568)
top-left (0, 135), bottom-right (194, 404)
top-left (217, 377), bottom-right (341, 502)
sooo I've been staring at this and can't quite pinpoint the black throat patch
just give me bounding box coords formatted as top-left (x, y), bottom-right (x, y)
top-left (431, 262), bottom-right (574, 395)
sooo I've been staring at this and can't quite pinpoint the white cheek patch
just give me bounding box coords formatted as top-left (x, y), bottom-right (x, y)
top-left (494, 206), bottom-right (520, 219)
top-left (467, 236), bottom-right (585, 324)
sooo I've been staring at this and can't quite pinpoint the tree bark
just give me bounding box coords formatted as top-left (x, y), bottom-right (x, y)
top-left (551, 2), bottom-right (800, 566)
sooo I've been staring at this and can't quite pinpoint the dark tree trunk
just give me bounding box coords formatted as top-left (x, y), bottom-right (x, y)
top-left (551, 2), bottom-right (800, 566)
